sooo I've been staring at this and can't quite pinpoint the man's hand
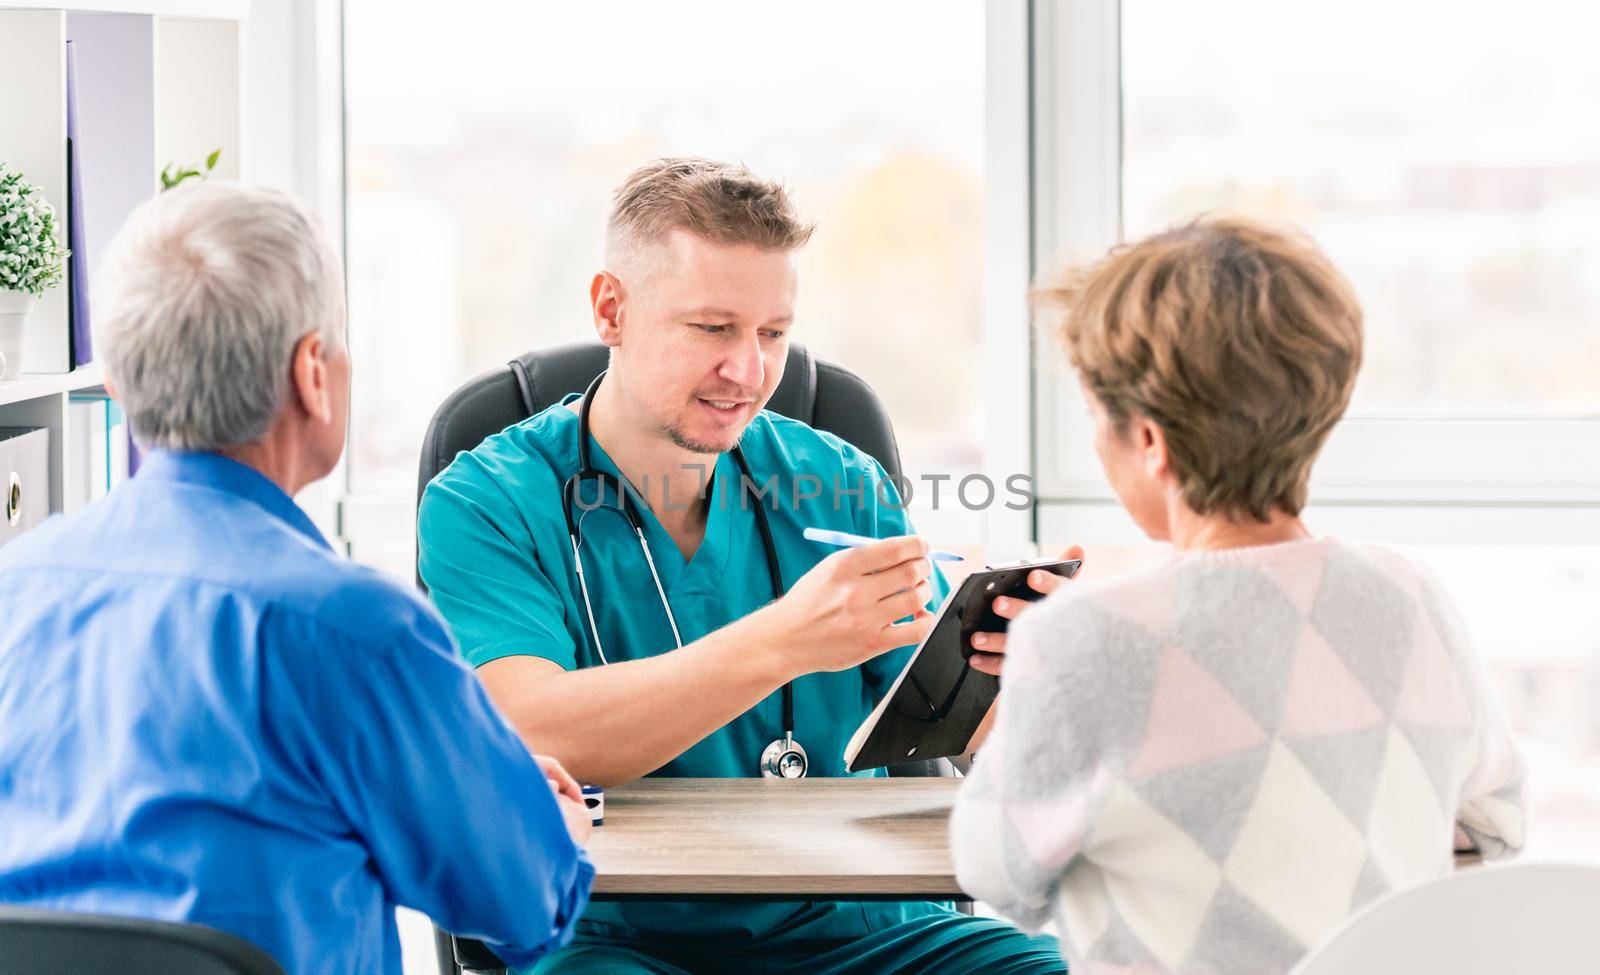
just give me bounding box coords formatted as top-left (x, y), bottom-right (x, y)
top-left (967, 545), bottom-right (1085, 677)
top-left (535, 755), bottom-right (592, 844)
top-left (554, 795), bottom-right (593, 845)
top-left (535, 754), bottom-right (583, 805)
top-left (760, 535), bottom-right (939, 677)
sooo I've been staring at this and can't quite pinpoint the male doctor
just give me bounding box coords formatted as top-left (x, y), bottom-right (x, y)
top-left (418, 158), bottom-right (1065, 974)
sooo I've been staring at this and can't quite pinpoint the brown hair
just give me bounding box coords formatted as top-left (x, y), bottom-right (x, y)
top-left (1037, 215), bottom-right (1364, 522)
top-left (607, 157), bottom-right (815, 259)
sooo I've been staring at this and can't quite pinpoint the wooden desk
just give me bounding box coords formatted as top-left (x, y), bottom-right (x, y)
top-left (586, 777), bottom-right (963, 900)
top-left (451, 776), bottom-right (1491, 970)
top-left (583, 777), bottom-right (1485, 900)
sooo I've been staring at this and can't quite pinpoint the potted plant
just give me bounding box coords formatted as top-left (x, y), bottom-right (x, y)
top-left (0, 164), bottom-right (69, 381)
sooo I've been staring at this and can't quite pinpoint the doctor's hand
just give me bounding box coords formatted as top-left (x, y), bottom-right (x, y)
top-left (762, 535), bottom-right (938, 676)
top-left (967, 545), bottom-right (1085, 677)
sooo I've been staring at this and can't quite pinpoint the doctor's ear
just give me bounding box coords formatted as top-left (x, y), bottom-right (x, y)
top-left (591, 271), bottom-right (625, 348)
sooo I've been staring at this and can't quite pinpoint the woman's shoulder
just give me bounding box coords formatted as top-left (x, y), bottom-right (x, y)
top-left (1008, 537), bottom-right (1454, 671)
top-left (1015, 553), bottom-right (1191, 640)
top-left (1269, 537), bottom-right (1465, 638)
top-left (1005, 564), bottom-right (1184, 688)
top-left (1113, 535), bottom-right (1445, 625)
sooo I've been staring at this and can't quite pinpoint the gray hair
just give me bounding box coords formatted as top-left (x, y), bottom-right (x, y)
top-left (93, 181), bottom-right (345, 451)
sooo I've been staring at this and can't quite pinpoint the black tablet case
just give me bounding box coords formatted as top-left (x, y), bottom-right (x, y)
top-left (844, 558), bottom-right (1082, 772)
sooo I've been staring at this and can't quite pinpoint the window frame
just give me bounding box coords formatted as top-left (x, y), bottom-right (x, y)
top-left (271, 0), bottom-right (348, 545)
top-left (1030, 0), bottom-right (1600, 547)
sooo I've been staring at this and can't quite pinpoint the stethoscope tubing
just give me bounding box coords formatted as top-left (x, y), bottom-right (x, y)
top-left (563, 372), bottom-right (796, 749)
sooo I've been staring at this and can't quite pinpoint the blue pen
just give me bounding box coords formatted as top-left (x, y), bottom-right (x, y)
top-left (803, 527), bottom-right (965, 562)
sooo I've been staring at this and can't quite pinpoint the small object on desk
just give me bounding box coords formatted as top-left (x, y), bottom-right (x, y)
top-left (582, 783), bottom-right (604, 826)
top-left (803, 526), bottom-right (965, 563)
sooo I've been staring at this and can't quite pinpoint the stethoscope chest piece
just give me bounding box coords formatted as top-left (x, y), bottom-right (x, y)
top-left (760, 733), bottom-right (809, 779)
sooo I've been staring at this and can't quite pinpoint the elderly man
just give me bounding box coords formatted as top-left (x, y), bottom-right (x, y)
top-left (0, 183), bottom-right (593, 974)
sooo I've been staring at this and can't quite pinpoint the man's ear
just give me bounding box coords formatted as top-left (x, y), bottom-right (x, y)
top-left (591, 271), bottom-right (625, 349)
top-left (289, 332), bottom-right (333, 425)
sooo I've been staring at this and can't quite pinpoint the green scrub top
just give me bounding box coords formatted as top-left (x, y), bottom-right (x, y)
top-left (418, 396), bottom-right (951, 945)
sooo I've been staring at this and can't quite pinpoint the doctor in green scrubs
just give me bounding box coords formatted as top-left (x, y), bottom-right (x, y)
top-left (418, 157), bottom-right (1065, 975)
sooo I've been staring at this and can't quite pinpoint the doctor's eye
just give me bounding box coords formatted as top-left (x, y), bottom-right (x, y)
top-left (760, 329), bottom-right (788, 341)
top-left (691, 323), bottom-right (730, 335)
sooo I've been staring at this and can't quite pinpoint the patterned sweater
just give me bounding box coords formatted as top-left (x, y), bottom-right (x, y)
top-left (950, 537), bottom-right (1526, 975)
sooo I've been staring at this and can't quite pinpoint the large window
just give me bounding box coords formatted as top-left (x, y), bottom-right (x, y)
top-left (1122, 0), bottom-right (1600, 417)
top-left (343, 1), bottom-right (989, 574)
top-left (1032, 0), bottom-right (1600, 860)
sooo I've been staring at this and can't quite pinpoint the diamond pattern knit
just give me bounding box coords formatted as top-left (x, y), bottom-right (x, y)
top-left (951, 538), bottom-right (1526, 975)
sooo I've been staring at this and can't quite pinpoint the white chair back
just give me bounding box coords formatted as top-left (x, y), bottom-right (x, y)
top-left (1291, 861), bottom-right (1600, 975)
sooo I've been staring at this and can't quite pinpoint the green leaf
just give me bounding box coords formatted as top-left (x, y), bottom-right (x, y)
top-left (205, 148), bottom-right (222, 172)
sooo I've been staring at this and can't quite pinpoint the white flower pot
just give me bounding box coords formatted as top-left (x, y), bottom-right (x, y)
top-left (0, 289), bottom-right (31, 381)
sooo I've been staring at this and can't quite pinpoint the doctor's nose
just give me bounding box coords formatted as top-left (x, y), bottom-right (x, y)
top-left (718, 337), bottom-right (765, 392)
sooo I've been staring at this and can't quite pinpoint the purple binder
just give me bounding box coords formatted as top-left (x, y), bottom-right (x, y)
top-left (66, 39), bottom-right (93, 367)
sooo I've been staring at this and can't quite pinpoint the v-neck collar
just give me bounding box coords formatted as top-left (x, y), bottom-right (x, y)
top-left (555, 395), bottom-right (735, 594)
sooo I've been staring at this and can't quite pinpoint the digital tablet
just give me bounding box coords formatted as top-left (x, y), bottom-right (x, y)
top-left (843, 557), bottom-right (1083, 772)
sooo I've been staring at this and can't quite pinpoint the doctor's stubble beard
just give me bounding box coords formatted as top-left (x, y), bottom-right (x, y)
top-left (661, 419), bottom-right (732, 455)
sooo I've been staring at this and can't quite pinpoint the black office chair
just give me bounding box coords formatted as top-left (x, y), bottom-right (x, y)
top-left (0, 906), bottom-right (286, 975)
top-left (417, 340), bottom-right (957, 975)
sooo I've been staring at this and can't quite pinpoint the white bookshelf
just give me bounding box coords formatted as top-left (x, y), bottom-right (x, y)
top-left (0, 0), bottom-right (247, 517)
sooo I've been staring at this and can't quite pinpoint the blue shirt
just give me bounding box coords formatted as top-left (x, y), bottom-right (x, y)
top-left (0, 451), bottom-right (594, 975)
top-left (419, 402), bottom-right (950, 945)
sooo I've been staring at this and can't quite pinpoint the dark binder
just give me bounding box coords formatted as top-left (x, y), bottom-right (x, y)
top-left (65, 39), bottom-right (93, 368)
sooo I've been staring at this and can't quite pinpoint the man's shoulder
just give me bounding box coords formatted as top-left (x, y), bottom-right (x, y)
top-left (189, 517), bottom-right (448, 659)
top-left (0, 483), bottom-right (442, 653)
top-left (264, 556), bottom-right (445, 650)
top-left (740, 411), bottom-right (912, 534)
top-left (423, 402), bottom-right (577, 513)
top-left (168, 497), bottom-right (443, 650)
top-left (0, 509), bottom-right (76, 571)
top-left (743, 409), bottom-right (885, 478)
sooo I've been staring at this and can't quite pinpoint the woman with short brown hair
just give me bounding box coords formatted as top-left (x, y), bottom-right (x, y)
top-left (951, 216), bottom-right (1526, 975)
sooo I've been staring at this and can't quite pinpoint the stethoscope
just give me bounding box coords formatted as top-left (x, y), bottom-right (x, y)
top-left (561, 372), bottom-right (808, 779)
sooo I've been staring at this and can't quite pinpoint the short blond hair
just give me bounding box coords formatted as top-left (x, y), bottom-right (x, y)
top-left (1037, 215), bottom-right (1364, 522)
top-left (606, 157), bottom-right (814, 268)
